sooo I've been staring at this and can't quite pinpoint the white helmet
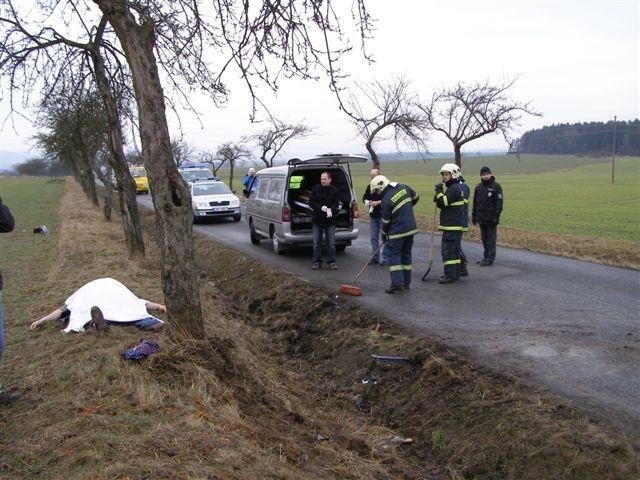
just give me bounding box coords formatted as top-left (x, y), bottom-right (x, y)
top-left (248, 167), bottom-right (256, 174)
top-left (370, 175), bottom-right (390, 193)
top-left (439, 163), bottom-right (461, 179)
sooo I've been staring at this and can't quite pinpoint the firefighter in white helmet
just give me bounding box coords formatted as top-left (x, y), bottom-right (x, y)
top-left (370, 175), bottom-right (420, 294)
top-left (433, 163), bottom-right (469, 283)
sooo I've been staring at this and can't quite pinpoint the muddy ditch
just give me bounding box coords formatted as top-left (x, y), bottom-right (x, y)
top-left (141, 213), bottom-right (638, 479)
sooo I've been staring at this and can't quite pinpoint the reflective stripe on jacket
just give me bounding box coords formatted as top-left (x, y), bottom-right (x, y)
top-left (381, 183), bottom-right (420, 239)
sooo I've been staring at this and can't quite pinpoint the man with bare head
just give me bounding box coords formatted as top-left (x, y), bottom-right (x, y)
top-left (308, 171), bottom-right (340, 269)
top-left (362, 168), bottom-right (388, 265)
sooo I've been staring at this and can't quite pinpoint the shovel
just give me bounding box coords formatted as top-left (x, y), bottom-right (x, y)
top-left (421, 205), bottom-right (437, 281)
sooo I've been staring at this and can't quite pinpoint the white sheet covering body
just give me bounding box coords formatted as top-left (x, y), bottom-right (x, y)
top-left (63, 278), bottom-right (151, 332)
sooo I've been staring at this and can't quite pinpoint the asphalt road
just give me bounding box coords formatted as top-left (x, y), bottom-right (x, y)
top-left (138, 195), bottom-right (640, 436)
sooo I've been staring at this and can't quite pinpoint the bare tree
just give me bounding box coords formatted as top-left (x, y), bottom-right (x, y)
top-left (34, 90), bottom-right (106, 207)
top-left (2, 0), bottom-right (372, 339)
top-left (216, 142), bottom-right (251, 191)
top-left (250, 119), bottom-right (312, 167)
top-left (416, 78), bottom-right (540, 167)
top-left (171, 138), bottom-right (194, 167)
top-left (196, 150), bottom-right (223, 176)
top-left (0, 3), bottom-right (146, 256)
top-left (344, 77), bottom-right (427, 169)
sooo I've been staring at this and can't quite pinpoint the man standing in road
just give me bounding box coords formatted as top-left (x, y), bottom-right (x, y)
top-left (472, 166), bottom-right (503, 266)
top-left (370, 175), bottom-right (420, 294)
top-left (241, 167), bottom-right (257, 197)
top-left (434, 163), bottom-right (468, 284)
top-left (0, 197), bottom-right (16, 405)
top-left (309, 171), bottom-right (340, 270)
top-left (362, 168), bottom-right (388, 266)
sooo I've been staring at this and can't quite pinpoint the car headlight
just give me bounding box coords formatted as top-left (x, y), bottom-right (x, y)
top-left (230, 199), bottom-right (240, 208)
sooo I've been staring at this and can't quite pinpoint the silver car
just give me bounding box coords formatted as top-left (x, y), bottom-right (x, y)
top-left (245, 154), bottom-right (366, 254)
top-left (190, 180), bottom-right (241, 223)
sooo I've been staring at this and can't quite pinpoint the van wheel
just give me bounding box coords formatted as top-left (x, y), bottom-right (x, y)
top-left (271, 229), bottom-right (285, 255)
top-left (336, 244), bottom-right (347, 252)
top-left (250, 220), bottom-right (261, 245)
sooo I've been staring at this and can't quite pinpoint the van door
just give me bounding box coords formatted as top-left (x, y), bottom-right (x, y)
top-left (252, 177), bottom-right (270, 233)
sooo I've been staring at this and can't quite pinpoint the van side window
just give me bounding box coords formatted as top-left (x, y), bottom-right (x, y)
top-left (256, 178), bottom-right (270, 200)
top-left (267, 179), bottom-right (283, 202)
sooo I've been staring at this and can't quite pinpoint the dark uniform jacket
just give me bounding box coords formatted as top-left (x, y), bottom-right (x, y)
top-left (472, 176), bottom-right (503, 224)
top-left (459, 178), bottom-right (470, 230)
top-left (0, 197), bottom-right (15, 291)
top-left (362, 185), bottom-right (383, 218)
top-left (381, 183), bottom-right (420, 239)
top-left (434, 178), bottom-right (468, 232)
top-left (309, 184), bottom-right (340, 226)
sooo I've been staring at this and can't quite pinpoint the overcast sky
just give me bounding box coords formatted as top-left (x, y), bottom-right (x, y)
top-left (1, 0), bottom-right (638, 167)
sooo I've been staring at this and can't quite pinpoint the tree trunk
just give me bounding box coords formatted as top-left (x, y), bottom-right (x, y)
top-left (93, 164), bottom-right (113, 220)
top-left (229, 160), bottom-right (234, 191)
top-left (365, 141), bottom-right (380, 170)
top-left (75, 142), bottom-right (99, 206)
top-left (95, 0), bottom-right (204, 339)
top-left (453, 143), bottom-right (462, 167)
top-left (91, 47), bottom-right (145, 257)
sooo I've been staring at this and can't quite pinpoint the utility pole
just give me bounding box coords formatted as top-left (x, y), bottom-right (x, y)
top-left (611, 115), bottom-right (617, 184)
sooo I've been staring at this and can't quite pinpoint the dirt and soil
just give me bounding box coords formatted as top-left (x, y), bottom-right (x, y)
top-left (1, 180), bottom-right (638, 479)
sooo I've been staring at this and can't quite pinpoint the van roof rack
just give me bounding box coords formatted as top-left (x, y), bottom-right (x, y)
top-left (287, 154), bottom-right (367, 166)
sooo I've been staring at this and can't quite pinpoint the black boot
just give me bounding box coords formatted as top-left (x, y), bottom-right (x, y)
top-left (385, 285), bottom-right (405, 294)
top-left (438, 276), bottom-right (459, 284)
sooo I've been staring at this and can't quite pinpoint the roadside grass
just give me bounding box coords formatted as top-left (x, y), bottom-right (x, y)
top-left (350, 154), bottom-right (640, 268)
top-left (0, 180), bottom-right (426, 479)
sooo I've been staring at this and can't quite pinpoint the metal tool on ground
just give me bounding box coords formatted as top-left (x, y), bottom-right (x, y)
top-left (339, 242), bottom-right (385, 296)
top-left (421, 205), bottom-right (438, 281)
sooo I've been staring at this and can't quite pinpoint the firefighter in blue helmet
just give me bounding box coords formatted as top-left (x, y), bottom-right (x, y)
top-left (371, 175), bottom-right (420, 294)
top-left (434, 163), bottom-right (468, 284)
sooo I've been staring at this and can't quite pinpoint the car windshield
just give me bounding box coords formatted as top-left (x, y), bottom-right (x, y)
top-left (181, 170), bottom-right (212, 182)
top-left (192, 183), bottom-right (231, 196)
top-left (130, 168), bottom-right (146, 178)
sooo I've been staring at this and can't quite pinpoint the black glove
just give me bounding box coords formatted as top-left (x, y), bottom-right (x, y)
top-left (434, 182), bottom-right (444, 193)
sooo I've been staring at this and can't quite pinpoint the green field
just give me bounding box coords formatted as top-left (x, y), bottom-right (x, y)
top-left (349, 154), bottom-right (640, 243)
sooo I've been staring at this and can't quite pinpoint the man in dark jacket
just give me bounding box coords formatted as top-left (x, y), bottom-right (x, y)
top-left (0, 197), bottom-right (16, 405)
top-left (472, 166), bottom-right (503, 266)
top-left (434, 163), bottom-right (468, 284)
top-left (309, 171), bottom-right (340, 269)
top-left (362, 168), bottom-right (388, 266)
top-left (371, 175), bottom-right (420, 294)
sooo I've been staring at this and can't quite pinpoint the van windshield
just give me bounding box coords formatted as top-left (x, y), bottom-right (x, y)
top-left (193, 183), bottom-right (231, 196)
top-left (130, 168), bottom-right (146, 178)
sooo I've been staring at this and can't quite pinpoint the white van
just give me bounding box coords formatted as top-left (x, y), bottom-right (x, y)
top-left (245, 154), bottom-right (366, 254)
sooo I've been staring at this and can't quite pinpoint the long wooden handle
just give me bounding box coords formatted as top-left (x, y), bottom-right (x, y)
top-left (350, 241), bottom-right (385, 286)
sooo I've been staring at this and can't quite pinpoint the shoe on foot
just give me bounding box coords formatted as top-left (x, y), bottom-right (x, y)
top-left (476, 259), bottom-right (485, 264)
top-left (438, 277), bottom-right (459, 284)
top-left (368, 259), bottom-right (378, 265)
top-left (329, 263), bottom-right (338, 270)
top-left (385, 285), bottom-right (405, 294)
top-left (479, 260), bottom-right (493, 266)
top-left (311, 263), bottom-right (321, 270)
top-left (0, 392), bottom-right (19, 406)
top-left (403, 284), bottom-right (411, 290)
top-left (91, 306), bottom-right (108, 331)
